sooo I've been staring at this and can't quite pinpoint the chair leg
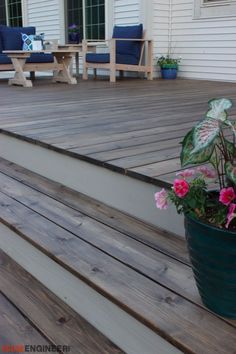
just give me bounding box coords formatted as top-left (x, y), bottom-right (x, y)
top-left (110, 67), bottom-right (116, 83)
top-left (147, 70), bottom-right (153, 81)
top-left (30, 71), bottom-right (35, 81)
top-left (83, 64), bottom-right (88, 80)
top-left (93, 68), bottom-right (97, 79)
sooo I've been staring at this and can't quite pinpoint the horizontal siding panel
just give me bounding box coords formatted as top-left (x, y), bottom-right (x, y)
top-left (114, 0), bottom-right (140, 25)
top-left (27, 0), bottom-right (60, 40)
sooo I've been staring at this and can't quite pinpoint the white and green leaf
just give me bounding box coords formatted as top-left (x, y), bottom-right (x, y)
top-left (206, 98), bottom-right (233, 121)
top-left (191, 118), bottom-right (220, 154)
top-left (181, 129), bottom-right (215, 167)
top-left (225, 161), bottom-right (236, 184)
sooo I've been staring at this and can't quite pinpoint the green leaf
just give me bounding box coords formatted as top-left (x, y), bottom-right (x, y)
top-left (225, 161), bottom-right (236, 184)
top-left (225, 139), bottom-right (236, 156)
top-left (181, 128), bottom-right (215, 167)
top-left (191, 118), bottom-right (219, 154)
top-left (209, 149), bottom-right (219, 169)
top-left (206, 98), bottom-right (233, 121)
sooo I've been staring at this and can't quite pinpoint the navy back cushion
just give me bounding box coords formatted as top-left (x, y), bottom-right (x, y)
top-left (0, 25), bottom-right (7, 53)
top-left (0, 26), bottom-right (36, 50)
top-left (112, 24), bottom-right (143, 61)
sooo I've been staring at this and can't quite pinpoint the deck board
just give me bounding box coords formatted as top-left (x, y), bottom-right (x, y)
top-left (0, 78), bottom-right (236, 186)
top-left (0, 250), bottom-right (124, 354)
top-left (0, 159), bottom-right (235, 354)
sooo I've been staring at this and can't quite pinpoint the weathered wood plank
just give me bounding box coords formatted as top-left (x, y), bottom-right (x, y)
top-left (0, 292), bottom-right (50, 347)
top-left (0, 158), bottom-right (188, 263)
top-left (1, 79), bottom-right (236, 185)
top-left (0, 250), bottom-right (124, 354)
top-left (0, 189), bottom-right (235, 353)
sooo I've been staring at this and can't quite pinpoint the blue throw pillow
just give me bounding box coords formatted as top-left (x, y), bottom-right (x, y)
top-left (0, 26), bottom-right (35, 50)
top-left (22, 33), bottom-right (34, 50)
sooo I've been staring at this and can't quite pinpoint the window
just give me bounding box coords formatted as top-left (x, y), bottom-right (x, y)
top-left (0, 0), bottom-right (22, 26)
top-left (194, 0), bottom-right (236, 18)
top-left (66, 0), bottom-right (105, 42)
top-left (8, 0), bottom-right (22, 27)
top-left (0, 0), bottom-right (6, 25)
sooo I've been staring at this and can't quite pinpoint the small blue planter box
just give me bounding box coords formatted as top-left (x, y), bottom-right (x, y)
top-left (161, 68), bottom-right (178, 79)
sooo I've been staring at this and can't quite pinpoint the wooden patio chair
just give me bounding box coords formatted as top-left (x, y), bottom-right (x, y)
top-left (82, 24), bottom-right (153, 83)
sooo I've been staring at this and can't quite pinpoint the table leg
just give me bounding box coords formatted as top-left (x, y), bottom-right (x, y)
top-left (9, 57), bottom-right (32, 88)
top-left (53, 54), bottom-right (77, 85)
top-left (75, 52), bottom-right (79, 78)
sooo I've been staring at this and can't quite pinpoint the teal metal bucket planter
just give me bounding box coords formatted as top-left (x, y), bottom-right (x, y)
top-left (185, 215), bottom-right (236, 318)
top-left (161, 68), bottom-right (178, 79)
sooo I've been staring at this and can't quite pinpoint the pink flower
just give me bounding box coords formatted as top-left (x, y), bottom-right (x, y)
top-left (219, 187), bottom-right (236, 206)
top-left (176, 169), bottom-right (195, 178)
top-left (154, 189), bottom-right (168, 210)
top-left (197, 166), bottom-right (216, 179)
top-left (226, 203), bottom-right (236, 228)
top-left (173, 179), bottom-right (189, 198)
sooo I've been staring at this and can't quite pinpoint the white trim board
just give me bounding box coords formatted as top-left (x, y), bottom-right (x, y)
top-left (0, 223), bottom-right (183, 354)
top-left (0, 133), bottom-right (184, 235)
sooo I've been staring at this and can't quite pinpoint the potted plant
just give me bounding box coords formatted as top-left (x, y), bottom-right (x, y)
top-left (157, 55), bottom-right (181, 79)
top-left (68, 24), bottom-right (80, 43)
top-left (155, 98), bottom-right (236, 318)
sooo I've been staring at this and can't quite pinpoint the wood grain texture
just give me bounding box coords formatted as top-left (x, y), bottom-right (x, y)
top-left (0, 292), bottom-right (50, 347)
top-left (0, 250), bottom-right (123, 354)
top-left (0, 78), bottom-right (236, 186)
top-left (0, 160), bottom-right (235, 354)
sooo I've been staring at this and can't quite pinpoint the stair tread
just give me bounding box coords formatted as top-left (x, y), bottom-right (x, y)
top-left (0, 291), bottom-right (50, 346)
top-left (0, 250), bottom-right (124, 354)
top-left (0, 158), bottom-right (236, 354)
top-left (0, 157), bottom-right (188, 263)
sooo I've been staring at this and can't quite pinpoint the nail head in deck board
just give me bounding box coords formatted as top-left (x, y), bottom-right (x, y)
top-left (0, 190), bottom-right (235, 353)
top-left (0, 250), bottom-right (124, 354)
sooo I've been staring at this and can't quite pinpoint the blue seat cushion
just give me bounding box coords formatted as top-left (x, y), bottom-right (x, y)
top-left (26, 53), bottom-right (54, 64)
top-left (113, 24), bottom-right (143, 61)
top-left (86, 53), bottom-right (139, 65)
top-left (0, 26), bottom-right (36, 50)
top-left (0, 53), bottom-right (11, 64)
top-left (86, 53), bottom-right (110, 63)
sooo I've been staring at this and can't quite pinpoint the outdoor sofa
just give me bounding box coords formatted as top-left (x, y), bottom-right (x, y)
top-left (0, 25), bottom-right (54, 74)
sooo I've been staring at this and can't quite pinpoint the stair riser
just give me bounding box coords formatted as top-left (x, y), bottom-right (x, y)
top-left (0, 223), bottom-right (182, 354)
top-left (0, 133), bottom-right (184, 235)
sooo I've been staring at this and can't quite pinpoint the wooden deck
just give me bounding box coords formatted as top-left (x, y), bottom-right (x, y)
top-left (0, 249), bottom-right (123, 353)
top-left (0, 77), bottom-right (236, 187)
top-left (0, 158), bottom-right (235, 354)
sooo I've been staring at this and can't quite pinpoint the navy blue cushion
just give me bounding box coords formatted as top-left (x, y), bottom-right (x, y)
top-left (26, 53), bottom-right (54, 64)
top-left (86, 53), bottom-right (110, 63)
top-left (113, 24), bottom-right (143, 61)
top-left (0, 53), bottom-right (11, 64)
top-left (0, 26), bottom-right (36, 50)
top-left (86, 53), bottom-right (139, 65)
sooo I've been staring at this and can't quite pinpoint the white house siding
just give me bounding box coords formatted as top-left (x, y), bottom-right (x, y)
top-left (171, 0), bottom-right (236, 82)
top-left (114, 0), bottom-right (141, 26)
top-left (152, 0), bottom-right (170, 77)
top-left (26, 0), bottom-right (63, 42)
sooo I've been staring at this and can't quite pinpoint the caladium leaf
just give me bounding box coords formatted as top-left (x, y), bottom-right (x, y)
top-left (191, 118), bottom-right (220, 154)
top-left (210, 149), bottom-right (219, 169)
top-left (206, 98), bottom-right (233, 121)
top-left (181, 128), bottom-right (215, 167)
top-left (225, 161), bottom-right (236, 184)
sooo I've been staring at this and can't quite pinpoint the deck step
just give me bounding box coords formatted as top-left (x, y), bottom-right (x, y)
top-left (0, 158), bottom-right (235, 354)
top-left (0, 250), bottom-right (123, 354)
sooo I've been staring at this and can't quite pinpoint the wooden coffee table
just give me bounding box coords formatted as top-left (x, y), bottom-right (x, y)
top-left (3, 49), bottom-right (78, 87)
